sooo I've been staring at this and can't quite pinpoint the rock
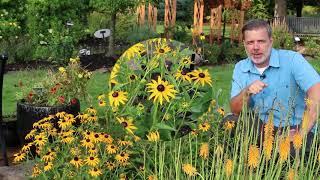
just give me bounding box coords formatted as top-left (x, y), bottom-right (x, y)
top-left (0, 164), bottom-right (30, 180)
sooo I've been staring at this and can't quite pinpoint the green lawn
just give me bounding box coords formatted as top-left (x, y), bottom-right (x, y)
top-left (3, 58), bottom-right (320, 118)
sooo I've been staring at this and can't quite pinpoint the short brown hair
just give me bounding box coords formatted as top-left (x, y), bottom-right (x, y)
top-left (242, 19), bottom-right (272, 39)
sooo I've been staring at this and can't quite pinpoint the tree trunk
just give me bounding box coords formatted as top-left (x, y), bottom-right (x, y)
top-left (108, 12), bottom-right (116, 57)
top-left (296, 0), bottom-right (303, 17)
top-left (274, 0), bottom-right (287, 18)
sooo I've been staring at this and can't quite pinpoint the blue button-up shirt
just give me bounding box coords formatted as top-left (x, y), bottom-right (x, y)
top-left (231, 48), bottom-right (320, 129)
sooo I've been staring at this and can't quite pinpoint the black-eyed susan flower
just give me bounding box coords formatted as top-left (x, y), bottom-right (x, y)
top-left (129, 74), bottom-right (137, 82)
top-left (180, 57), bottom-right (193, 66)
top-left (108, 90), bottom-right (128, 107)
top-left (83, 131), bottom-right (94, 139)
top-left (61, 135), bottom-right (74, 144)
top-left (217, 107), bottom-right (225, 116)
top-left (146, 76), bottom-right (177, 105)
top-left (105, 161), bottom-right (116, 171)
top-left (101, 133), bottom-right (113, 144)
top-left (86, 106), bottom-right (97, 115)
top-left (190, 69), bottom-right (212, 86)
top-left (88, 167), bottom-right (102, 177)
top-left (115, 152), bottom-right (129, 163)
top-left (56, 111), bottom-right (66, 118)
top-left (31, 165), bottom-right (41, 178)
top-left (147, 131), bottom-right (160, 142)
top-left (25, 129), bottom-right (36, 140)
top-left (70, 156), bottom-right (83, 168)
top-left (248, 145), bottom-right (260, 168)
top-left (122, 43), bottom-right (145, 59)
top-left (43, 161), bottom-right (53, 171)
top-left (106, 144), bottom-right (118, 154)
top-left (89, 147), bottom-right (98, 155)
top-left (13, 152), bottom-right (26, 163)
top-left (21, 143), bottom-right (33, 153)
top-left (81, 138), bottom-right (94, 149)
top-left (58, 118), bottom-right (72, 130)
top-left (223, 120), bottom-right (235, 131)
top-left (85, 156), bottom-right (100, 167)
top-left (98, 100), bottom-right (106, 107)
top-left (199, 143), bottom-right (209, 160)
top-left (42, 151), bottom-right (56, 162)
top-left (117, 117), bottom-right (137, 134)
top-left (76, 113), bottom-right (89, 122)
top-left (118, 140), bottom-right (133, 146)
top-left (198, 122), bottom-right (210, 132)
top-left (153, 43), bottom-right (171, 58)
top-left (34, 133), bottom-right (48, 147)
top-left (182, 163), bottom-right (197, 177)
top-left (92, 133), bottom-right (102, 143)
top-left (175, 69), bottom-right (192, 82)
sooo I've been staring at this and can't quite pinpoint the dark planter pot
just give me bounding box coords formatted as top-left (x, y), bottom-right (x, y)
top-left (1, 121), bottom-right (20, 147)
top-left (16, 99), bottom-right (80, 145)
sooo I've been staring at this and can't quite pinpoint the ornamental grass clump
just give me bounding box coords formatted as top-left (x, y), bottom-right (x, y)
top-left (16, 57), bottom-right (91, 106)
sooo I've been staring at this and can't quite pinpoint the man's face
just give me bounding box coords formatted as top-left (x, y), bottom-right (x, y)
top-left (243, 28), bottom-right (273, 68)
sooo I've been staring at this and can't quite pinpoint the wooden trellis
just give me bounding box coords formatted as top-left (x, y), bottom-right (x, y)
top-left (164, 0), bottom-right (176, 38)
top-left (193, 0), bottom-right (204, 44)
top-left (209, 4), bottom-right (222, 44)
top-left (137, 4), bottom-right (145, 27)
top-left (148, 3), bottom-right (157, 32)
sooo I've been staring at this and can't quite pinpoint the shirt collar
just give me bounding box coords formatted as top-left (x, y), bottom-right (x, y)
top-left (241, 48), bottom-right (280, 73)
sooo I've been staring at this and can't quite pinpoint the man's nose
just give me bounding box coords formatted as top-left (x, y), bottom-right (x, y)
top-left (253, 42), bottom-right (260, 50)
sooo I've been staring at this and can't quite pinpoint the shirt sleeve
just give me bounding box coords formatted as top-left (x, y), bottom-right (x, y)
top-left (291, 52), bottom-right (320, 92)
top-left (231, 63), bottom-right (245, 99)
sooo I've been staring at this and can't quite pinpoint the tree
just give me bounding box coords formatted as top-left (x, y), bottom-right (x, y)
top-left (274, 0), bottom-right (287, 18)
top-left (90, 0), bottom-right (140, 57)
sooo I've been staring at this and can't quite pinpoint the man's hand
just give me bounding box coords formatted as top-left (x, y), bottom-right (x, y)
top-left (247, 80), bottom-right (268, 95)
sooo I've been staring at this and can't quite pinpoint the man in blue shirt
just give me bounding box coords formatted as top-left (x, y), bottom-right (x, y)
top-left (229, 19), bottom-right (320, 145)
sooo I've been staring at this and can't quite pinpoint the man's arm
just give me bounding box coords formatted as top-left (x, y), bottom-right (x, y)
top-left (303, 82), bottom-right (320, 134)
top-left (230, 80), bottom-right (268, 115)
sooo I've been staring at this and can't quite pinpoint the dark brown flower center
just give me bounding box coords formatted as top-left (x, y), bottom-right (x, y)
top-left (121, 153), bottom-right (125, 157)
top-left (90, 157), bottom-right (94, 160)
top-left (74, 157), bottom-right (79, 161)
top-left (181, 70), bottom-right (187, 75)
top-left (157, 84), bottom-right (165, 92)
top-left (130, 75), bottom-right (136, 80)
top-left (94, 134), bottom-right (99, 138)
top-left (112, 92), bottom-right (119, 97)
top-left (199, 73), bottom-right (205, 78)
top-left (159, 48), bottom-right (165, 53)
top-left (86, 139), bottom-right (90, 142)
top-left (111, 146), bottom-right (115, 149)
top-left (104, 134), bottom-right (109, 138)
top-left (121, 122), bottom-right (128, 128)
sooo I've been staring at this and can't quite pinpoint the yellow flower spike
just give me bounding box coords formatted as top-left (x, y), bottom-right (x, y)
top-left (263, 138), bottom-right (274, 161)
top-left (225, 159), bottom-right (233, 177)
top-left (248, 145), bottom-right (260, 169)
top-left (287, 168), bottom-right (296, 180)
top-left (199, 143), bottom-right (209, 160)
top-left (147, 131), bottom-right (160, 142)
top-left (146, 76), bottom-right (177, 105)
top-left (182, 163), bottom-right (197, 177)
top-left (108, 90), bottom-right (128, 107)
top-left (293, 132), bottom-right (302, 151)
top-left (190, 69), bottom-right (212, 87)
top-left (279, 136), bottom-right (290, 163)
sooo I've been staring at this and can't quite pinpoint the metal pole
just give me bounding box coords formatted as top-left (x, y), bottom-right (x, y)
top-left (0, 53), bottom-right (8, 166)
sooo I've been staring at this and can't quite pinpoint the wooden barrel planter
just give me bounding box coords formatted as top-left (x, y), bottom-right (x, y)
top-left (16, 99), bottom-right (80, 145)
top-left (1, 120), bottom-right (20, 147)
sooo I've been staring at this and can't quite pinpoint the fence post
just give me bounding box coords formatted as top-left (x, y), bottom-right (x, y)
top-left (0, 53), bottom-right (8, 166)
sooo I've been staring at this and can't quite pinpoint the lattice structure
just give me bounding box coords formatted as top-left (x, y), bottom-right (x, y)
top-left (148, 3), bottom-right (157, 32)
top-left (164, 0), bottom-right (176, 38)
top-left (229, 9), bottom-right (242, 43)
top-left (137, 4), bottom-right (146, 27)
top-left (193, 0), bottom-right (204, 44)
top-left (209, 4), bottom-right (222, 44)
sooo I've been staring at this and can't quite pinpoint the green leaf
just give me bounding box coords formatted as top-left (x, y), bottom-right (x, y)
top-left (154, 122), bottom-right (176, 131)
